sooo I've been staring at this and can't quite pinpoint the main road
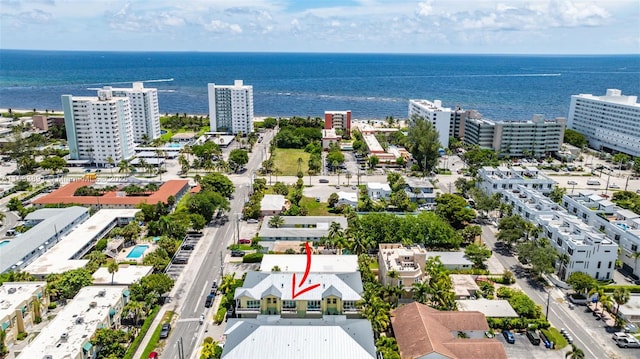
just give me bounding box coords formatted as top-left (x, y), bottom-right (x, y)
top-left (161, 129), bottom-right (275, 359)
top-left (481, 225), bottom-right (624, 359)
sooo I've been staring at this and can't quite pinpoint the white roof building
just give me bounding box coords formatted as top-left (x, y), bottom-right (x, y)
top-left (457, 299), bottom-right (519, 318)
top-left (0, 206), bottom-right (90, 274)
top-left (0, 282), bottom-right (48, 347)
top-left (260, 194), bottom-right (286, 216)
top-left (25, 209), bottom-right (139, 278)
top-left (92, 265), bottom-right (154, 285)
top-left (408, 99), bottom-right (452, 148)
top-left (337, 191), bottom-right (358, 208)
top-left (477, 166), bottom-right (557, 196)
top-left (568, 89), bottom-right (640, 157)
top-left (208, 80), bottom-right (254, 135)
top-left (16, 286), bottom-right (128, 359)
top-left (259, 255), bottom-right (358, 273)
top-left (366, 182), bottom-right (391, 200)
top-left (259, 216), bottom-right (348, 241)
top-left (424, 252), bottom-right (473, 270)
top-left (108, 82), bottom-right (162, 142)
top-left (222, 316), bottom-right (376, 359)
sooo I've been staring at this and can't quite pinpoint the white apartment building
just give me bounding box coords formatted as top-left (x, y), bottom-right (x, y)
top-left (463, 115), bottom-right (566, 158)
top-left (16, 286), bottom-right (127, 359)
top-left (501, 186), bottom-right (618, 281)
top-left (562, 190), bottom-right (640, 276)
top-left (477, 166), bottom-right (557, 196)
top-left (208, 80), bottom-right (254, 134)
top-left (367, 182), bottom-right (392, 200)
top-left (378, 243), bottom-right (427, 291)
top-left (408, 99), bottom-right (451, 148)
top-left (109, 82), bottom-right (161, 143)
top-left (62, 89), bottom-right (135, 166)
top-left (568, 89), bottom-right (640, 157)
top-left (1, 282), bottom-right (48, 348)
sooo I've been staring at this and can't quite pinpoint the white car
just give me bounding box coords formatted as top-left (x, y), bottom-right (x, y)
top-left (567, 180), bottom-right (578, 185)
top-left (609, 183), bottom-right (620, 189)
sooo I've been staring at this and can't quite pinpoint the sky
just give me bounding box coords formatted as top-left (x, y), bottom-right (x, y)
top-left (1, 0), bottom-right (639, 54)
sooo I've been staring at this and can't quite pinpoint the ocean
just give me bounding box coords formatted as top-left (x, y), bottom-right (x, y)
top-left (1, 50), bottom-right (639, 120)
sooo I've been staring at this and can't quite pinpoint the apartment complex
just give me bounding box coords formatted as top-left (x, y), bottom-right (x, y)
top-left (562, 190), bottom-right (640, 276)
top-left (62, 89), bottom-right (135, 165)
top-left (207, 80), bottom-right (254, 134)
top-left (16, 286), bottom-right (127, 359)
top-left (408, 99), bottom-right (452, 148)
top-left (568, 89), bottom-right (640, 157)
top-left (501, 186), bottom-right (618, 280)
top-left (324, 110), bottom-right (352, 137)
top-left (234, 271), bottom-right (362, 318)
top-left (0, 206), bottom-right (90, 274)
top-left (477, 166), bottom-right (556, 196)
top-left (108, 82), bottom-right (162, 142)
top-left (0, 282), bottom-right (48, 348)
top-left (462, 115), bottom-right (566, 157)
top-left (258, 216), bottom-right (348, 241)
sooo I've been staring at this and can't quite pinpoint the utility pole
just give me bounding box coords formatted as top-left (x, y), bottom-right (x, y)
top-left (178, 337), bottom-right (184, 359)
top-left (220, 252), bottom-right (224, 278)
top-left (236, 213), bottom-right (240, 245)
top-left (545, 291), bottom-right (551, 320)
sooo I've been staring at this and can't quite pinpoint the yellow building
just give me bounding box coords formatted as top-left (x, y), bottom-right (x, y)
top-left (0, 282), bottom-right (49, 348)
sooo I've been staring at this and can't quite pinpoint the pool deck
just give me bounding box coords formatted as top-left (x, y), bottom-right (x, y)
top-left (117, 242), bottom-right (158, 263)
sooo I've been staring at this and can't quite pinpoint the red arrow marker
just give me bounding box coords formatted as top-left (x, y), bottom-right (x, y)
top-left (291, 242), bottom-right (320, 299)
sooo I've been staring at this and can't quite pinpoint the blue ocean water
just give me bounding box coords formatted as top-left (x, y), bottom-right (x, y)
top-left (1, 50), bottom-right (639, 120)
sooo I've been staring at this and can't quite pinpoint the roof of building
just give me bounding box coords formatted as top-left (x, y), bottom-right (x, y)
top-left (223, 315), bottom-right (376, 359)
top-left (456, 299), bottom-right (519, 317)
top-left (32, 179), bottom-right (189, 206)
top-left (0, 206), bottom-right (89, 273)
top-left (391, 302), bottom-right (506, 359)
top-left (235, 272), bottom-right (362, 301)
top-left (450, 275), bottom-right (481, 297)
top-left (258, 216), bottom-right (348, 240)
top-left (425, 251), bottom-right (474, 266)
top-left (404, 178), bottom-right (434, 189)
top-left (337, 191), bottom-right (358, 203)
top-left (618, 295), bottom-right (640, 318)
top-left (260, 194), bottom-right (286, 211)
top-left (0, 282), bottom-right (47, 321)
top-left (259, 255), bottom-right (359, 273)
top-left (322, 128), bottom-right (339, 139)
top-left (25, 209), bottom-right (139, 276)
top-left (16, 286), bottom-right (127, 359)
top-left (171, 132), bottom-right (197, 140)
top-left (366, 182), bottom-right (391, 191)
top-left (92, 265), bottom-right (154, 285)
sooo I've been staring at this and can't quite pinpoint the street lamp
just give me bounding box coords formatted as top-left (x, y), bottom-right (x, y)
top-left (545, 290), bottom-right (551, 320)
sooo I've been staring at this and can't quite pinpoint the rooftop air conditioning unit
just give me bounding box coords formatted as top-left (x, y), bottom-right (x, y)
top-left (75, 317), bottom-right (84, 324)
top-left (8, 288), bottom-right (16, 294)
top-left (60, 333), bottom-right (68, 341)
top-left (98, 290), bottom-right (106, 297)
top-left (43, 356), bottom-right (53, 359)
top-left (90, 301), bottom-right (97, 308)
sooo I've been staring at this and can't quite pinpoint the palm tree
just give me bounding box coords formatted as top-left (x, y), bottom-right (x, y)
top-left (359, 295), bottom-right (390, 335)
top-left (632, 251), bottom-right (640, 276)
top-left (588, 286), bottom-right (608, 315)
top-left (273, 167), bottom-right (281, 183)
top-left (108, 261), bottom-right (119, 285)
top-left (345, 172), bottom-right (352, 186)
top-left (106, 156), bottom-right (115, 176)
top-left (118, 159), bottom-right (133, 176)
top-left (565, 344), bottom-right (585, 359)
top-left (412, 281), bottom-right (430, 304)
top-left (612, 287), bottom-right (630, 316)
top-left (387, 270), bottom-right (400, 287)
top-left (328, 221), bottom-right (343, 241)
top-left (219, 273), bottom-right (236, 295)
top-left (268, 215), bottom-right (285, 228)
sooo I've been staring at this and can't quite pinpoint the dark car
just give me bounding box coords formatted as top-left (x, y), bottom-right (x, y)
top-left (173, 257), bottom-right (188, 264)
top-left (319, 178), bottom-right (329, 183)
top-left (231, 250), bottom-right (245, 257)
top-left (502, 330), bottom-right (515, 344)
top-left (182, 244), bottom-right (195, 250)
top-left (159, 323), bottom-right (171, 339)
top-left (526, 330), bottom-right (541, 346)
top-left (205, 293), bottom-right (215, 308)
top-left (539, 331), bottom-right (552, 348)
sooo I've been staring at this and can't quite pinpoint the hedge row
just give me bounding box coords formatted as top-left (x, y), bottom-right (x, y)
top-left (122, 305), bottom-right (160, 359)
top-left (601, 285), bottom-right (640, 293)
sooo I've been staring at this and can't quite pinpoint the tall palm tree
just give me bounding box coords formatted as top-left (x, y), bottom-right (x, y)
top-left (118, 159), bottom-right (132, 176)
top-left (345, 172), bottom-right (352, 186)
top-left (632, 251), bottom-right (640, 276)
top-left (387, 270), bottom-right (400, 287)
top-left (613, 287), bottom-right (630, 316)
top-left (565, 344), bottom-right (585, 359)
top-left (106, 156), bottom-right (115, 176)
top-left (268, 215), bottom-right (285, 228)
top-left (359, 295), bottom-right (390, 335)
top-left (412, 281), bottom-right (430, 304)
top-left (108, 261), bottom-right (119, 285)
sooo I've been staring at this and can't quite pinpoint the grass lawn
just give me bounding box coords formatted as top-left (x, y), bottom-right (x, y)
top-left (141, 311), bottom-right (175, 358)
top-left (272, 149), bottom-right (310, 176)
top-left (541, 327), bottom-right (568, 350)
top-left (299, 196), bottom-right (331, 216)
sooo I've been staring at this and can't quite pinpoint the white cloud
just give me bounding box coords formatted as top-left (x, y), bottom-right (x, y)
top-left (203, 20), bottom-right (243, 33)
top-left (417, 0), bottom-right (433, 17)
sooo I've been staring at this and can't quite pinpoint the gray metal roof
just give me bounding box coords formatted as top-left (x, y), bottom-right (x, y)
top-left (1, 206), bottom-right (89, 273)
top-left (235, 272), bottom-right (363, 301)
top-left (222, 316), bottom-right (376, 359)
top-left (259, 216), bottom-right (348, 240)
top-left (424, 251), bottom-right (473, 266)
top-left (260, 194), bottom-right (286, 211)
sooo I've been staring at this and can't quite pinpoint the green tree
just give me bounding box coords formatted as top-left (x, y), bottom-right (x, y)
top-left (39, 155), bottom-right (67, 174)
top-left (460, 225), bottom-right (482, 244)
top-left (229, 149), bottom-right (249, 172)
top-left (566, 272), bottom-right (597, 295)
top-left (375, 336), bottom-right (400, 359)
top-left (464, 243), bottom-right (492, 268)
top-left (187, 191), bottom-right (230, 222)
top-left (107, 261), bottom-right (119, 285)
top-left (268, 215), bottom-right (285, 228)
top-left (328, 193), bottom-right (339, 208)
top-left (565, 344), bottom-right (585, 359)
top-left (563, 129), bottom-right (587, 148)
top-left (199, 173), bottom-right (235, 198)
top-left (612, 287), bottom-right (630, 315)
top-left (368, 155), bottom-right (380, 170)
top-left (549, 186), bottom-right (567, 204)
top-left (407, 115), bottom-right (441, 173)
top-left (435, 194), bottom-right (476, 229)
top-left (516, 241), bottom-right (558, 277)
top-left (46, 268), bottom-right (93, 300)
top-left (92, 328), bottom-right (128, 359)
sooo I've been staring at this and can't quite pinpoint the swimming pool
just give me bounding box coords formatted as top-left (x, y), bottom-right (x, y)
top-left (0, 240), bottom-right (10, 248)
top-left (126, 245), bottom-right (150, 259)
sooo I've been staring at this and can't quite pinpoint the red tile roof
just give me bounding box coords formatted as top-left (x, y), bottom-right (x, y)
top-left (33, 179), bottom-right (189, 207)
top-left (391, 302), bottom-right (507, 359)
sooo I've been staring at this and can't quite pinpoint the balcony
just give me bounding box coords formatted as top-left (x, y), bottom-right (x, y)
top-left (235, 306), bottom-right (260, 315)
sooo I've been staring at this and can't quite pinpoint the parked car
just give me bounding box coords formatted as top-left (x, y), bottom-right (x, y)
top-left (238, 238), bottom-right (251, 245)
top-left (616, 337), bottom-right (640, 348)
top-left (231, 250), bottom-right (245, 257)
top-left (526, 330), bottom-right (541, 346)
top-left (159, 323), bottom-right (171, 339)
top-left (319, 178), bottom-right (329, 183)
top-left (148, 352), bottom-right (159, 359)
top-left (539, 331), bottom-right (552, 348)
top-left (173, 257), bottom-right (188, 264)
top-left (182, 244), bottom-right (195, 250)
top-left (502, 330), bottom-right (515, 344)
top-left (247, 219), bottom-right (259, 224)
top-left (609, 183), bottom-right (620, 189)
top-left (567, 180), bottom-right (578, 185)
top-left (205, 293), bottom-right (215, 308)
top-left (587, 180), bottom-right (601, 185)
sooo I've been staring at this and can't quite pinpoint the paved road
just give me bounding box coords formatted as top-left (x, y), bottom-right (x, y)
top-left (481, 225), bottom-right (626, 359)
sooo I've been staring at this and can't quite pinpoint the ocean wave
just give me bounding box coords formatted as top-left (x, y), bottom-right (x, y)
top-left (261, 91), bottom-right (405, 103)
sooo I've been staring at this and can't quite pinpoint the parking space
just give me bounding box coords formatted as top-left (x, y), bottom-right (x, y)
top-left (498, 331), bottom-right (565, 359)
top-left (165, 233), bottom-right (202, 280)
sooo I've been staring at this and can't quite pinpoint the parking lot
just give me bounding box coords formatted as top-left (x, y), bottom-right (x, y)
top-left (498, 331), bottom-right (566, 359)
top-left (165, 232), bottom-right (202, 280)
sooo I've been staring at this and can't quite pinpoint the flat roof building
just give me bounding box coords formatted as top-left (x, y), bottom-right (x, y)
top-left (568, 89), bottom-right (640, 157)
top-left (324, 110), bottom-right (352, 137)
top-left (108, 82), bottom-right (162, 143)
top-left (16, 286), bottom-right (128, 359)
top-left (456, 299), bottom-right (519, 318)
top-left (477, 166), bottom-right (556, 196)
top-left (25, 209), bottom-right (139, 278)
top-left (92, 264), bottom-right (154, 285)
top-left (260, 194), bottom-right (287, 217)
top-left (258, 216), bottom-right (348, 242)
top-left (408, 99), bottom-right (452, 148)
top-left (0, 206), bottom-right (90, 274)
top-left (208, 80), bottom-right (254, 135)
top-left (259, 254), bottom-right (358, 273)
top-left (0, 282), bottom-right (48, 348)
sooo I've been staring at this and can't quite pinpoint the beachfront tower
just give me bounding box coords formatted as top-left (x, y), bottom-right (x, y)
top-left (208, 80), bottom-right (254, 135)
top-left (408, 99), bottom-right (452, 148)
top-left (61, 89), bottom-right (135, 166)
top-left (324, 110), bottom-right (352, 137)
top-left (567, 89), bottom-right (640, 157)
top-left (108, 82), bottom-right (161, 143)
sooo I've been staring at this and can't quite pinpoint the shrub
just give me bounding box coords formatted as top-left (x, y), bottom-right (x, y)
top-left (214, 307), bottom-right (226, 324)
top-left (34, 316), bottom-right (42, 324)
top-left (47, 303), bottom-right (57, 310)
top-left (204, 337), bottom-right (214, 344)
top-left (242, 253), bottom-right (264, 263)
top-left (496, 287), bottom-right (515, 299)
top-left (17, 332), bottom-right (27, 341)
top-left (96, 238), bottom-right (108, 251)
